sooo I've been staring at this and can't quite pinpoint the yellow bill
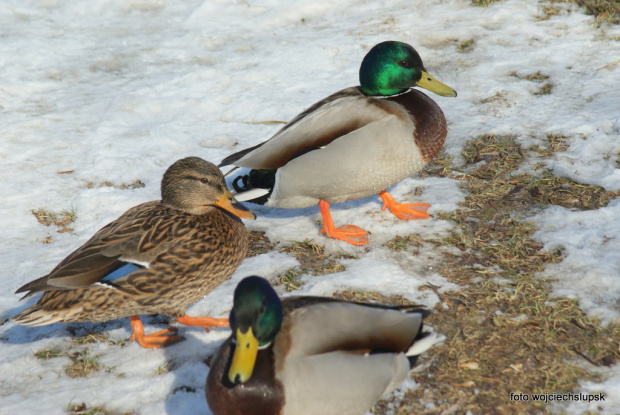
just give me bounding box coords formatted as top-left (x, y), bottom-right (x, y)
top-left (215, 190), bottom-right (256, 220)
top-left (228, 327), bottom-right (259, 384)
top-left (416, 71), bottom-right (457, 97)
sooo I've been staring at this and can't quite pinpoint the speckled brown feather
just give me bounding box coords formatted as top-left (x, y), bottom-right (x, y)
top-left (13, 157), bottom-right (250, 326)
top-left (14, 206), bottom-right (247, 323)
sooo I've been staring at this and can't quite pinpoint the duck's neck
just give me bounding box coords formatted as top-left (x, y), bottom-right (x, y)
top-left (360, 86), bottom-right (412, 98)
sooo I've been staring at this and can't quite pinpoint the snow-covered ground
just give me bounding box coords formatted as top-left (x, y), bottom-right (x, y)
top-left (0, 0), bottom-right (618, 414)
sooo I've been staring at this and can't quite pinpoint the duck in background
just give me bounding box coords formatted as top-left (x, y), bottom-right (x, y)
top-left (14, 157), bottom-right (255, 348)
top-left (220, 40), bottom-right (456, 246)
top-left (206, 276), bottom-right (436, 415)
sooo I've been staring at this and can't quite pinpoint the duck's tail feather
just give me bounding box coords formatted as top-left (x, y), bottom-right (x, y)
top-left (219, 142), bottom-right (265, 168)
top-left (234, 188), bottom-right (271, 202)
top-left (229, 169), bottom-right (276, 205)
top-left (406, 331), bottom-right (439, 367)
top-left (13, 303), bottom-right (76, 326)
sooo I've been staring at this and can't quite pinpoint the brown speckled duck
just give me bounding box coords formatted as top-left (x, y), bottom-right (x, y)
top-left (220, 40), bottom-right (456, 246)
top-left (206, 276), bottom-right (436, 415)
top-left (13, 157), bottom-right (255, 348)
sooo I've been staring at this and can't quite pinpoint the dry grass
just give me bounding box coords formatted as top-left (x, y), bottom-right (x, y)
top-left (250, 235), bottom-right (349, 291)
top-left (479, 91), bottom-right (508, 104)
top-left (247, 231), bottom-right (277, 257)
top-left (471, 0), bottom-right (619, 25)
top-left (79, 180), bottom-right (145, 190)
top-left (32, 208), bottom-right (76, 234)
top-left (471, 0), bottom-right (504, 6)
top-left (274, 267), bottom-right (305, 292)
top-left (35, 345), bottom-right (104, 379)
top-left (419, 151), bottom-right (454, 179)
top-left (520, 0), bottom-right (619, 26)
top-left (71, 332), bottom-right (109, 344)
top-left (530, 133), bottom-right (570, 157)
top-left (66, 403), bottom-right (134, 415)
top-left (66, 403), bottom-right (107, 415)
top-left (65, 348), bottom-right (101, 378)
top-left (385, 234), bottom-right (427, 253)
top-left (274, 239), bottom-right (349, 291)
top-left (67, 328), bottom-right (127, 347)
top-left (280, 239), bottom-right (347, 276)
top-left (155, 359), bottom-right (183, 376)
top-left (538, 4), bottom-right (561, 20)
top-left (534, 82), bottom-right (554, 95)
top-left (456, 39), bottom-right (475, 53)
top-left (386, 134), bottom-right (620, 414)
top-left (510, 71), bottom-right (550, 82)
top-left (558, 0), bottom-right (620, 25)
top-left (35, 348), bottom-right (65, 359)
top-left (156, 361), bottom-right (173, 375)
top-left (334, 290), bottom-right (419, 307)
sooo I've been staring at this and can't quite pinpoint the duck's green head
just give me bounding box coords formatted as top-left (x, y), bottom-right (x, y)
top-left (228, 276), bottom-right (283, 385)
top-left (359, 41), bottom-right (457, 98)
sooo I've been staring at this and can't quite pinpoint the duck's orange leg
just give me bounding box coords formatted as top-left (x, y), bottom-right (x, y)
top-left (177, 314), bottom-right (229, 333)
top-left (318, 200), bottom-right (369, 246)
top-left (378, 191), bottom-right (430, 221)
top-left (129, 315), bottom-right (184, 349)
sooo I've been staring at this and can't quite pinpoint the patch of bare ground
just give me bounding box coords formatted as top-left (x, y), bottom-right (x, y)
top-left (247, 234), bottom-right (351, 291)
top-left (66, 402), bottom-right (134, 415)
top-left (32, 208), bottom-right (76, 238)
top-left (383, 134), bottom-right (620, 414)
top-left (247, 230), bottom-right (277, 257)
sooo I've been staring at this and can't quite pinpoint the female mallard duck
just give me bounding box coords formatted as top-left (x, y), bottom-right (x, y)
top-left (206, 276), bottom-right (436, 415)
top-left (13, 157), bottom-right (255, 349)
top-left (220, 40), bottom-right (457, 246)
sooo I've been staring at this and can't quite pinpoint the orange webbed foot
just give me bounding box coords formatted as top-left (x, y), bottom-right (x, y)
top-left (129, 315), bottom-right (184, 349)
top-left (320, 224), bottom-right (369, 246)
top-left (319, 200), bottom-right (369, 246)
top-left (378, 191), bottom-right (430, 221)
top-left (176, 314), bottom-right (230, 333)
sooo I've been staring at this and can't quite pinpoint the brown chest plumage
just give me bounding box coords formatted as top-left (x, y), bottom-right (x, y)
top-left (387, 89), bottom-right (448, 163)
top-left (206, 339), bottom-right (285, 415)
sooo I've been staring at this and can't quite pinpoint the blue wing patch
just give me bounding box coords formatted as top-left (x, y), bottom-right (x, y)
top-left (101, 263), bottom-right (141, 284)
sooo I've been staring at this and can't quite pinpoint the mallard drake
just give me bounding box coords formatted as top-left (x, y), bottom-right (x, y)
top-left (220, 40), bottom-right (456, 246)
top-left (206, 276), bottom-right (436, 415)
top-left (13, 157), bottom-right (255, 349)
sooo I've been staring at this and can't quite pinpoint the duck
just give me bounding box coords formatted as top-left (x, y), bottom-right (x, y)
top-left (206, 276), bottom-right (436, 415)
top-left (220, 40), bottom-right (456, 246)
top-left (13, 157), bottom-right (255, 349)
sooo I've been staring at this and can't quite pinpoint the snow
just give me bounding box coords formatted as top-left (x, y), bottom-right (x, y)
top-left (0, 0), bottom-right (619, 414)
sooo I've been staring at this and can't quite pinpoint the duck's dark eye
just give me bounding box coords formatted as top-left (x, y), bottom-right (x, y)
top-left (399, 60), bottom-right (410, 68)
top-left (200, 178), bottom-right (210, 184)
